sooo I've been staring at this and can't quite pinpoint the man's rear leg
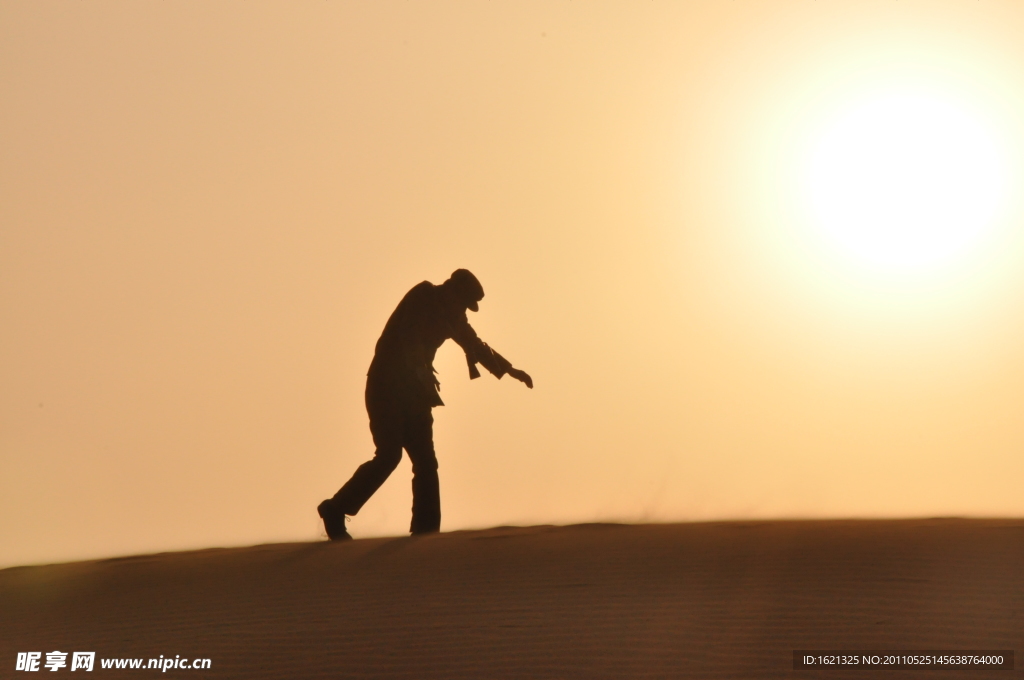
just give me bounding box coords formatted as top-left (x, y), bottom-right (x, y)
top-left (321, 434), bottom-right (403, 540)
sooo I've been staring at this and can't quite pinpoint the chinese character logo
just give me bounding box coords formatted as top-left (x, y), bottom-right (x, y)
top-left (16, 651), bottom-right (95, 672)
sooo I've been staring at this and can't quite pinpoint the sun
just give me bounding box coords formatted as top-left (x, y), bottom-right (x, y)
top-left (802, 91), bottom-right (1006, 273)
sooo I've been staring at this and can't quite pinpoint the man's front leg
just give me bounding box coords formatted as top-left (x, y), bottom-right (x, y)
top-left (406, 409), bottom-right (441, 534)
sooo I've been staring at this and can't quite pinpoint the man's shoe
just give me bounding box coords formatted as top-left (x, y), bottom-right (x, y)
top-left (318, 500), bottom-right (352, 541)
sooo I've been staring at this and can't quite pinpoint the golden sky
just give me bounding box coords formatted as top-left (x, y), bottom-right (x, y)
top-left (4, 1), bottom-right (1024, 568)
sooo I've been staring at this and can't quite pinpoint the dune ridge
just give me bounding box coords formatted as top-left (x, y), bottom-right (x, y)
top-left (2, 519), bottom-right (1022, 678)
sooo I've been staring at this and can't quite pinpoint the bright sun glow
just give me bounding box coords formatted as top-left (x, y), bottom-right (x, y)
top-left (803, 92), bottom-right (1006, 273)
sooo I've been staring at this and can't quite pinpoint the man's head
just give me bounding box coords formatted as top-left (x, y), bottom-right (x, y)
top-left (443, 269), bottom-right (484, 312)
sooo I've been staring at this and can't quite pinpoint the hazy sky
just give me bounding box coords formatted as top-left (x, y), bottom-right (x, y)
top-left (4, 1), bottom-right (1024, 568)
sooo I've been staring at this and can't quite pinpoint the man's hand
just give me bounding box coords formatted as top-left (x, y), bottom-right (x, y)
top-left (507, 367), bottom-right (533, 389)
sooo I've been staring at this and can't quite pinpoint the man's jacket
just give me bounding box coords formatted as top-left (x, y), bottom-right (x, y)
top-left (367, 281), bottom-right (512, 407)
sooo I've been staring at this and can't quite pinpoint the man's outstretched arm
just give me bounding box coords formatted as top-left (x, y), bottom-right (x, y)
top-left (452, 321), bottom-right (532, 389)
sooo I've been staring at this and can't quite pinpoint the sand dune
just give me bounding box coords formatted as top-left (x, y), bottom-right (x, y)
top-left (2, 519), bottom-right (1021, 678)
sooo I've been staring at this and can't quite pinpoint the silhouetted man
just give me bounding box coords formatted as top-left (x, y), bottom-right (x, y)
top-left (318, 269), bottom-right (533, 540)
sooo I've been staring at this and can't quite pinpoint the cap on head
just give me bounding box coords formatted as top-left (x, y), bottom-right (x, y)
top-left (447, 268), bottom-right (484, 312)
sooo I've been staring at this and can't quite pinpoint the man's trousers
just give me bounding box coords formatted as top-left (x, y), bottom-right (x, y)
top-left (329, 377), bottom-right (441, 534)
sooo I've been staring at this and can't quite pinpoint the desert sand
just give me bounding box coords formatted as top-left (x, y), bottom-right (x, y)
top-left (2, 519), bottom-right (1021, 678)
